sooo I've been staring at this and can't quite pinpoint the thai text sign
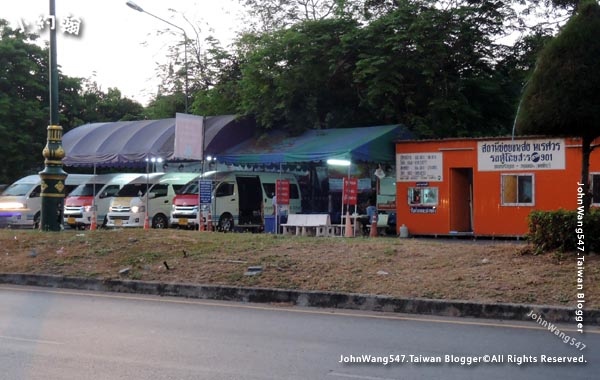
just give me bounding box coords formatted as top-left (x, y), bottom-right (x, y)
top-left (199, 180), bottom-right (213, 204)
top-left (397, 153), bottom-right (443, 182)
top-left (478, 138), bottom-right (565, 171)
top-left (343, 177), bottom-right (358, 206)
top-left (276, 179), bottom-right (290, 205)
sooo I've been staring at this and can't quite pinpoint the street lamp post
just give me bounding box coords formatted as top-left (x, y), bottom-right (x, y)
top-left (126, 1), bottom-right (189, 113)
top-left (39, 0), bottom-right (68, 231)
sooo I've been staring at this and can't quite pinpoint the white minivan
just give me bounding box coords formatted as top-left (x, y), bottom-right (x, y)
top-left (63, 173), bottom-right (142, 229)
top-left (0, 174), bottom-right (92, 229)
top-left (170, 171), bottom-right (302, 232)
top-left (106, 172), bottom-right (197, 228)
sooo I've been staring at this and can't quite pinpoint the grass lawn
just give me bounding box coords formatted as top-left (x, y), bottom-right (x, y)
top-left (1, 229), bottom-right (598, 308)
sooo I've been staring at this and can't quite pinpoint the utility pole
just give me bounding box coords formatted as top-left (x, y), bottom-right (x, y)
top-left (39, 0), bottom-right (68, 231)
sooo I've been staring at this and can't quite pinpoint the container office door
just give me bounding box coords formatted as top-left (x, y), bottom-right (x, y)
top-left (450, 168), bottom-right (473, 233)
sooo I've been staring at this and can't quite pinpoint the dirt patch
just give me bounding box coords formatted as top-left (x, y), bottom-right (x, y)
top-left (1, 229), bottom-right (598, 308)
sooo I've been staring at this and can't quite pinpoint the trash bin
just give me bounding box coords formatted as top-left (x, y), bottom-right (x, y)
top-left (264, 215), bottom-right (276, 233)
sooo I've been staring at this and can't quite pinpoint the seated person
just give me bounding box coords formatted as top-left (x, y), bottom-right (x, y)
top-left (359, 201), bottom-right (377, 235)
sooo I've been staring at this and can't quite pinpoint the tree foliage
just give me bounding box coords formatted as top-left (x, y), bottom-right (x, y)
top-left (238, 0), bottom-right (360, 31)
top-left (231, 1), bottom-right (528, 137)
top-left (353, 1), bottom-right (518, 137)
top-left (0, 21), bottom-right (143, 184)
top-left (2, 0), bottom-right (592, 185)
top-left (146, 0), bottom-right (579, 139)
top-left (237, 18), bottom-right (370, 133)
top-left (0, 22), bottom-right (52, 183)
top-left (516, 0), bottom-right (600, 211)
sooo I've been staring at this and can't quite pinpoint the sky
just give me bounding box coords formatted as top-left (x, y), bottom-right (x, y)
top-left (1, 0), bottom-right (245, 105)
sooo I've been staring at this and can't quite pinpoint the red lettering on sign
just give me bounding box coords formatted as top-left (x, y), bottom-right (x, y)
top-left (343, 178), bottom-right (358, 206)
top-left (276, 179), bottom-right (290, 205)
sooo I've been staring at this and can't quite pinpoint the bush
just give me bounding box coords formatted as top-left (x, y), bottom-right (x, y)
top-left (528, 208), bottom-right (600, 254)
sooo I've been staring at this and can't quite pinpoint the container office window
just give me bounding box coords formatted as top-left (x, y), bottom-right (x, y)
top-left (408, 187), bottom-right (438, 206)
top-left (592, 173), bottom-right (600, 205)
top-left (501, 174), bottom-right (534, 206)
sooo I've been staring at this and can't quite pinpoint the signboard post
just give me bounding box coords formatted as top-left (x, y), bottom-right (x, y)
top-left (198, 180), bottom-right (213, 231)
top-left (275, 179), bottom-right (290, 234)
top-left (342, 177), bottom-right (358, 237)
top-left (276, 179), bottom-right (290, 205)
top-left (342, 177), bottom-right (358, 207)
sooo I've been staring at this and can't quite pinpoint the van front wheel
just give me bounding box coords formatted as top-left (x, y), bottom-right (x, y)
top-left (152, 214), bottom-right (169, 229)
top-left (218, 214), bottom-right (234, 232)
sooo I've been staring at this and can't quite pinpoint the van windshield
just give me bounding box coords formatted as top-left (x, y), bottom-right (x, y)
top-left (69, 183), bottom-right (106, 196)
top-left (1, 183), bottom-right (36, 196)
top-left (179, 181), bottom-right (199, 195)
top-left (118, 183), bottom-right (149, 197)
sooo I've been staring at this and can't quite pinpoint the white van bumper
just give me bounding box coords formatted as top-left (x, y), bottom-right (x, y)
top-left (0, 211), bottom-right (35, 228)
top-left (106, 212), bottom-right (144, 228)
top-left (64, 207), bottom-right (95, 228)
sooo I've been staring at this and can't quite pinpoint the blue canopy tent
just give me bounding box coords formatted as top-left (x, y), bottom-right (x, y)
top-left (62, 115), bottom-right (255, 167)
top-left (217, 124), bottom-right (410, 165)
top-left (216, 124), bottom-right (411, 219)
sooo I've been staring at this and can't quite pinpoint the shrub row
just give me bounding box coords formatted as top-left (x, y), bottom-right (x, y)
top-left (528, 209), bottom-right (600, 254)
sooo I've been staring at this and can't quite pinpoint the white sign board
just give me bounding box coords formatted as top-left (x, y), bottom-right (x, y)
top-left (477, 138), bottom-right (565, 171)
top-left (397, 153), bottom-right (443, 182)
top-left (174, 113), bottom-right (204, 160)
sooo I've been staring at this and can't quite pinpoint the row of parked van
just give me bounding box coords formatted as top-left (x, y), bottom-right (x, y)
top-left (0, 174), bottom-right (93, 229)
top-left (0, 171), bottom-right (302, 231)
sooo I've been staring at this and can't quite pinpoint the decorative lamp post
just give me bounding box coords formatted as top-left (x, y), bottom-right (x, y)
top-left (126, 1), bottom-right (189, 113)
top-left (39, 0), bottom-right (68, 231)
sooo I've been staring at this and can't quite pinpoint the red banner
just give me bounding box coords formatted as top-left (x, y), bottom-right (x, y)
top-left (342, 177), bottom-right (358, 206)
top-left (276, 179), bottom-right (290, 205)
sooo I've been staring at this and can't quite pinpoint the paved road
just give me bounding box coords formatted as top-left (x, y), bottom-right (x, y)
top-left (1, 285), bottom-right (597, 380)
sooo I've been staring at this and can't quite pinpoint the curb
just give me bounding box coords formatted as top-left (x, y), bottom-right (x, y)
top-left (1, 273), bottom-right (598, 325)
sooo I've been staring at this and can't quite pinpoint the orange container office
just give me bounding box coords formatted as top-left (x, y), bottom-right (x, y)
top-left (395, 136), bottom-right (600, 237)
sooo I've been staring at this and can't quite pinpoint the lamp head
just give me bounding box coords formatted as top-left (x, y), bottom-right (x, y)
top-left (126, 1), bottom-right (144, 12)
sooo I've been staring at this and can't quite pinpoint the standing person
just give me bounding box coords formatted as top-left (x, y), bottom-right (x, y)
top-left (366, 200), bottom-right (377, 224)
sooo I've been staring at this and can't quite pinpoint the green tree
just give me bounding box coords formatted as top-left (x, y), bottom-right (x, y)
top-left (143, 93), bottom-right (185, 119)
top-left (0, 22), bottom-right (49, 183)
top-left (190, 36), bottom-right (242, 115)
top-left (353, 1), bottom-right (515, 137)
top-left (76, 79), bottom-right (144, 123)
top-left (0, 21), bottom-right (144, 184)
top-left (238, 18), bottom-right (373, 133)
top-left (238, 0), bottom-right (362, 31)
top-left (516, 0), bottom-right (600, 212)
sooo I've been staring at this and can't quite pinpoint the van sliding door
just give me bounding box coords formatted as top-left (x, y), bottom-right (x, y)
top-left (236, 176), bottom-right (263, 226)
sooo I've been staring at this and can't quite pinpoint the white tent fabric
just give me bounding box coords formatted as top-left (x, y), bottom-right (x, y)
top-left (62, 115), bottom-right (253, 167)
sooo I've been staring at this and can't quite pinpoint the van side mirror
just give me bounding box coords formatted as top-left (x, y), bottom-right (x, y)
top-left (99, 191), bottom-right (108, 199)
top-left (148, 192), bottom-right (156, 199)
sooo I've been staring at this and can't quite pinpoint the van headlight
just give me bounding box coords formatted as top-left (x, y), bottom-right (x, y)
top-left (84, 205), bottom-right (93, 212)
top-left (0, 202), bottom-right (25, 210)
top-left (131, 205), bottom-right (145, 213)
